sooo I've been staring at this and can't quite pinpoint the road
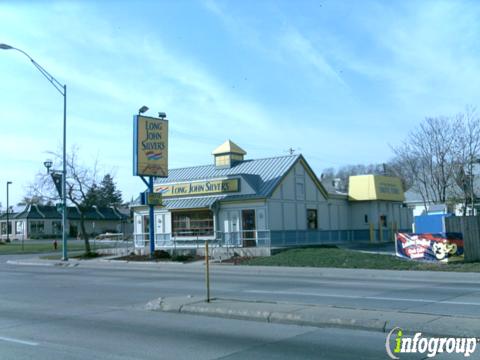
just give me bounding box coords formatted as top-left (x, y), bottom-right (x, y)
top-left (0, 255), bottom-right (478, 359)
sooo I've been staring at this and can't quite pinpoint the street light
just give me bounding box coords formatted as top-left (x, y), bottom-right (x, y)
top-left (6, 181), bottom-right (12, 242)
top-left (1, 43), bottom-right (68, 260)
top-left (43, 160), bottom-right (53, 172)
top-left (138, 105), bottom-right (149, 115)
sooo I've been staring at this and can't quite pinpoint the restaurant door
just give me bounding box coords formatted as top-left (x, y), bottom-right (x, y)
top-left (241, 209), bottom-right (256, 247)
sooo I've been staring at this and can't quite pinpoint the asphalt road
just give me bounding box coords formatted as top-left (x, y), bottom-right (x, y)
top-left (0, 256), bottom-right (478, 359)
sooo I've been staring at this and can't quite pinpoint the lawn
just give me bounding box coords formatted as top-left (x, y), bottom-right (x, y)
top-left (242, 247), bottom-right (480, 272)
top-left (0, 241), bottom-right (104, 254)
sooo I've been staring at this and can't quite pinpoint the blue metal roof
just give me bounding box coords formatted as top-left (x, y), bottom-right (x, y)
top-left (163, 196), bottom-right (224, 210)
top-left (155, 154), bottom-right (301, 197)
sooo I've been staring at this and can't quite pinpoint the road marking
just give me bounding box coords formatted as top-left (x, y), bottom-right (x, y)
top-left (0, 336), bottom-right (38, 346)
top-left (244, 290), bottom-right (480, 306)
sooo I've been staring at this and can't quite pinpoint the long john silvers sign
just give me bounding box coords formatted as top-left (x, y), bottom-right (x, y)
top-left (133, 115), bottom-right (168, 177)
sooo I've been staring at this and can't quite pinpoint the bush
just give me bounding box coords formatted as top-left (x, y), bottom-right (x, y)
top-left (171, 254), bottom-right (194, 262)
top-left (153, 250), bottom-right (171, 259)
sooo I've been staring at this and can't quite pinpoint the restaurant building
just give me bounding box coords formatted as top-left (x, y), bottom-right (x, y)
top-left (132, 140), bottom-right (412, 252)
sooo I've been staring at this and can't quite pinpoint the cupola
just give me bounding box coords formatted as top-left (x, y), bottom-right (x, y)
top-left (212, 140), bottom-right (246, 168)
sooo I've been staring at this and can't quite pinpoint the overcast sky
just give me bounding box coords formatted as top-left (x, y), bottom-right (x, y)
top-left (1, 0), bottom-right (480, 206)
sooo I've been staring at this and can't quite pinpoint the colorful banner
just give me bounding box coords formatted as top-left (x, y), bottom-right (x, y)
top-left (133, 115), bottom-right (168, 177)
top-left (396, 232), bottom-right (464, 262)
top-left (154, 179), bottom-right (240, 197)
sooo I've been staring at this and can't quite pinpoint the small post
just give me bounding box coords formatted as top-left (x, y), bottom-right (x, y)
top-left (205, 240), bottom-right (210, 302)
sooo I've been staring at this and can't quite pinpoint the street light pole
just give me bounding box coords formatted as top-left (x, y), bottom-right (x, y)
top-left (1, 43), bottom-right (68, 260)
top-left (6, 181), bottom-right (12, 242)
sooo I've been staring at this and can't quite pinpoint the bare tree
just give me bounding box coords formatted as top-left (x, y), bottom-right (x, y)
top-left (391, 110), bottom-right (480, 214)
top-left (28, 146), bottom-right (100, 254)
top-left (321, 163), bottom-right (389, 193)
top-left (452, 107), bottom-right (480, 215)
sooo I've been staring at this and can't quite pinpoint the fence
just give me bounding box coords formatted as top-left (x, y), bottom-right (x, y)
top-left (134, 228), bottom-right (400, 250)
top-left (445, 216), bottom-right (480, 262)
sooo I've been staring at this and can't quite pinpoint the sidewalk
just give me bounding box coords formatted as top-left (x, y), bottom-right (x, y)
top-left (146, 295), bottom-right (480, 338)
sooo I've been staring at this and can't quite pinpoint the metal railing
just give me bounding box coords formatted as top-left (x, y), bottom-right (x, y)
top-left (134, 230), bottom-right (271, 249)
top-left (133, 228), bottom-right (402, 249)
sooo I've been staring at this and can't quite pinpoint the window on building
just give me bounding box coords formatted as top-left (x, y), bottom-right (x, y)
top-left (143, 215), bottom-right (150, 235)
top-left (30, 221), bottom-right (45, 235)
top-left (307, 209), bottom-right (318, 229)
top-left (1, 222), bottom-right (6, 235)
top-left (230, 154), bottom-right (244, 162)
top-left (380, 215), bottom-right (387, 227)
top-left (16, 221), bottom-right (23, 235)
top-left (215, 155), bottom-right (230, 167)
top-left (52, 221), bottom-right (62, 234)
top-left (172, 210), bottom-right (214, 237)
top-left (364, 214), bottom-right (369, 224)
top-left (296, 181), bottom-right (305, 200)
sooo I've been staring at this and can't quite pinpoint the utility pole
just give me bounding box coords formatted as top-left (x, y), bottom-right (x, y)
top-left (6, 181), bottom-right (12, 242)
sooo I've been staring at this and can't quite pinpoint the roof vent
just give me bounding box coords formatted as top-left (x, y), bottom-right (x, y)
top-left (212, 140), bottom-right (246, 169)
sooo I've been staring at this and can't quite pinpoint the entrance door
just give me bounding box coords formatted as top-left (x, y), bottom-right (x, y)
top-left (226, 211), bottom-right (240, 245)
top-left (242, 209), bottom-right (256, 247)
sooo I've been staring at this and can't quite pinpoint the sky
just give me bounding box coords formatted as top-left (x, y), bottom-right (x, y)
top-left (1, 0), bottom-right (480, 207)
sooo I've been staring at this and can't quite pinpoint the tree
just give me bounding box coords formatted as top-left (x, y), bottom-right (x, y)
top-left (391, 109), bottom-right (480, 215)
top-left (98, 174), bottom-right (122, 206)
top-left (452, 108), bottom-right (480, 215)
top-left (28, 147), bottom-right (122, 254)
top-left (83, 174), bottom-right (122, 208)
top-left (321, 163), bottom-right (388, 193)
top-left (17, 195), bottom-right (48, 206)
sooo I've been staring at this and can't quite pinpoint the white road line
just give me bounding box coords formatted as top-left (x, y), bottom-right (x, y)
top-left (244, 290), bottom-right (480, 306)
top-left (0, 336), bottom-right (38, 346)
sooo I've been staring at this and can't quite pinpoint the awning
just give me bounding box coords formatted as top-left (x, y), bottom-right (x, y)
top-left (162, 196), bottom-right (224, 210)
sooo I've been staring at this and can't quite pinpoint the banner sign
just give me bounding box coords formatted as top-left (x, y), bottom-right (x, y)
top-left (50, 173), bottom-right (63, 198)
top-left (154, 179), bottom-right (240, 197)
top-left (396, 232), bottom-right (464, 262)
top-left (133, 115), bottom-right (168, 177)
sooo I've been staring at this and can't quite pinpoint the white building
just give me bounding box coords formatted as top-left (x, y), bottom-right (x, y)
top-left (132, 141), bottom-right (412, 252)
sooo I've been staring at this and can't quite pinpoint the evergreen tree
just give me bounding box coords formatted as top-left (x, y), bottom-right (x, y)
top-left (98, 174), bottom-right (122, 206)
top-left (83, 183), bottom-right (101, 207)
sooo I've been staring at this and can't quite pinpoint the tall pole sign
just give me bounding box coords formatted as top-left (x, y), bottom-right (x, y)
top-left (133, 113), bottom-right (168, 257)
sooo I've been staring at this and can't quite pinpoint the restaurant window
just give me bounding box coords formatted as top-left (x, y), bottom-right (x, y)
top-left (380, 215), bottom-right (387, 227)
top-left (215, 155), bottom-right (229, 167)
top-left (172, 210), bottom-right (214, 237)
top-left (307, 209), bottom-right (318, 229)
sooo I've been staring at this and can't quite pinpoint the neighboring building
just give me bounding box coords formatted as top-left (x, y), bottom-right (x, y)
top-left (132, 140), bottom-right (412, 252)
top-left (0, 205), bottom-right (131, 241)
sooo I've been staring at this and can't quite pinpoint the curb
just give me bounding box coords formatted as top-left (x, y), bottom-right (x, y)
top-left (146, 296), bottom-right (480, 338)
top-left (5, 259), bottom-right (80, 267)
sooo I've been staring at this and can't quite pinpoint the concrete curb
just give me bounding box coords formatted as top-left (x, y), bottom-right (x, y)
top-left (147, 296), bottom-right (480, 338)
top-left (6, 260), bottom-right (56, 267)
top-left (5, 259), bottom-right (80, 267)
